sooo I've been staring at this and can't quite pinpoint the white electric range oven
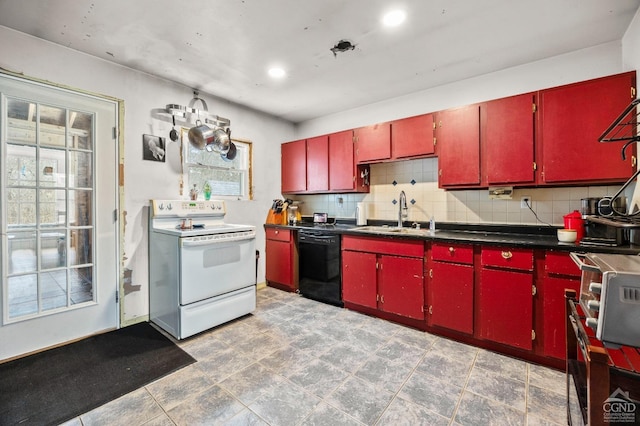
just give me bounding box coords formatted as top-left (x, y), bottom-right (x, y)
top-left (149, 199), bottom-right (256, 339)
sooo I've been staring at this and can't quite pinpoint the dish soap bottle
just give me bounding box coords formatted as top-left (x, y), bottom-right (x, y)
top-left (203, 182), bottom-right (211, 200)
top-left (429, 216), bottom-right (436, 235)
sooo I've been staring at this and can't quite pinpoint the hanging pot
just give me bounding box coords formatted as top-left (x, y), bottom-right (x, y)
top-left (205, 128), bottom-right (230, 153)
top-left (221, 142), bottom-right (237, 161)
top-left (188, 120), bottom-right (214, 150)
top-left (169, 115), bottom-right (179, 142)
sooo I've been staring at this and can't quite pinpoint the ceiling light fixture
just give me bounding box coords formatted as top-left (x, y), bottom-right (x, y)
top-left (382, 9), bottom-right (406, 27)
top-left (268, 67), bottom-right (286, 79)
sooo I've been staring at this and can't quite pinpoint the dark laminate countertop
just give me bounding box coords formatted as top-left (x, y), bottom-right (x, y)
top-left (264, 219), bottom-right (640, 255)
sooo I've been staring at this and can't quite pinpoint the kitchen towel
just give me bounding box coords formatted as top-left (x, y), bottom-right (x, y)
top-left (356, 202), bottom-right (367, 225)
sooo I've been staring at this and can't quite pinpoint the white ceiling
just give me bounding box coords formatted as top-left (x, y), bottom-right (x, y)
top-left (0, 0), bottom-right (639, 123)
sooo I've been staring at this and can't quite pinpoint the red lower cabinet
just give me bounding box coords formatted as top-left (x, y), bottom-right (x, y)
top-left (429, 261), bottom-right (474, 334)
top-left (342, 250), bottom-right (378, 309)
top-left (342, 236), bottom-right (425, 323)
top-left (478, 247), bottom-right (534, 350)
top-left (378, 255), bottom-right (424, 320)
top-left (265, 228), bottom-right (297, 291)
top-left (542, 251), bottom-right (581, 360)
top-left (427, 242), bottom-right (474, 334)
top-left (479, 268), bottom-right (534, 350)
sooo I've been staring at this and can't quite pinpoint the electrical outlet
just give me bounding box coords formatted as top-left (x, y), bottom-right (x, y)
top-left (520, 196), bottom-right (531, 209)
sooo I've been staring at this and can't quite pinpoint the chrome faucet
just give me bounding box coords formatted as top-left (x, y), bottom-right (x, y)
top-left (398, 191), bottom-right (408, 228)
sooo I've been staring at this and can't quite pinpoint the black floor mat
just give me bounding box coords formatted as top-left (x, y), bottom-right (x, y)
top-left (0, 322), bottom-right (195, 426)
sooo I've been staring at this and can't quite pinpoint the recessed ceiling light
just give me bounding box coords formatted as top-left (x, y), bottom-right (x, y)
top-left (268, 67), bottom-right (286, 79)
top-left (382, 9), bottom-right (406, 27)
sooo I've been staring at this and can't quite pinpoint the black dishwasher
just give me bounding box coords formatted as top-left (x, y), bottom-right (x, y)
top-left (298, 229), bottom-right (343, 307)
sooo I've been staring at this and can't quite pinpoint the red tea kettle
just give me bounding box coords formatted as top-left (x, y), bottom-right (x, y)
top-left (563, 210), bottom-right (584, 242)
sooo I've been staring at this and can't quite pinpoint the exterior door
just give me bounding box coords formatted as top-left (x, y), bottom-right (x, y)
top-left (0, 74), bottom-right (118, 361)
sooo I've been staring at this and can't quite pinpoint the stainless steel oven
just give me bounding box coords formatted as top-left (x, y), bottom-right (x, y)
top-left (571, 252), bottom-right (640, 348)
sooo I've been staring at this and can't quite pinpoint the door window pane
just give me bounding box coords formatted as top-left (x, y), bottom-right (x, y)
top-left (68, 110), bottom-right (93, 150)
top-left (3, 96), bottom-right (96, 321)
top-left (39, 189), bottom-right (66, 227)
top-left (70, 267), bottom-right (93, 305)
top-left (40, 230), bottom-right (66, 270)
top-left (69, 189), bottom-right (92, 226)
top-left (39, 147), bottom-right (65, 187)
top-left (39, 104), bottom-right (66, 147)
top-left (6, 98), bottom-right (36, 144)
top-left (70, 228), bottom-right (92, 266)
top-left (7, 231), bottom-right (36, 274)
top-left (41, 271), bottom-right (67, 312)
top-left (6, 144), bottom-right (36, 186)
top-left (69, 151), bottom-right (92, 188)
top-left (7, 275), bottom-right (38, 318)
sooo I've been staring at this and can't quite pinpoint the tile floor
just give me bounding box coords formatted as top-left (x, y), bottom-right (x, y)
top-left (62, 286), bottom-right (568, 426)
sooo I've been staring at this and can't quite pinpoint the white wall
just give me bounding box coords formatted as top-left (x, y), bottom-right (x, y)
top-left (0, 26), bottom-right (295, 324)
top-left (296, 41), bottom-right (624, 138)
top-left (293, 41), bottom-right (635, 227)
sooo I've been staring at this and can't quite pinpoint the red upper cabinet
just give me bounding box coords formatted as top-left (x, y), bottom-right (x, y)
top-left (281, 139), bottom-right (306, 193)
top-left (391, 114), bottom-right (434, 159)
top-left (355, 122), bottom-right (391, 163)
top-left (482, 93), bottom-right (536, 186)
top-left (306, 135), bottom-right (329, 192)
top-left (435, 105), bottom-right (481, 188)
top-left (538, 71), bottom-right (636, 184)
top-left (329, 130), bottom-right (357, 191)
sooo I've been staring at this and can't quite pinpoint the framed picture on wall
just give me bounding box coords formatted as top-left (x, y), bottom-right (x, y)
top-left (143, 134), bottom-right (166, 162)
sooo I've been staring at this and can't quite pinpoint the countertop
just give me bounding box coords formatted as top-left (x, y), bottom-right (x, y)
top-left (264, 220), bottom-right (640, 255)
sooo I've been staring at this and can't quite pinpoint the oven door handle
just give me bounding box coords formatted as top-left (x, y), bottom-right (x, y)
top-left (569, 252), bottom-right (601, 272)
top-left (181, 234), bottom-right (255, 247)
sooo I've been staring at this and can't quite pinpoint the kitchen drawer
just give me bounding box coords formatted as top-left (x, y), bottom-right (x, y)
top-left (545, 250), bottom-right (581, 277)
top-left (266, 228), bottom-right (291, 242)
top-left (431, 242), bottom-right (474, 264)
top-left (342, 235), bottom-right (424, 258)
top-left (481, 247), bottom-right (533, 271)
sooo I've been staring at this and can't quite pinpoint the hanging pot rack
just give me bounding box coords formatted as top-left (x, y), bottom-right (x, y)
top-left (162, 91), bottom-right (230, 128)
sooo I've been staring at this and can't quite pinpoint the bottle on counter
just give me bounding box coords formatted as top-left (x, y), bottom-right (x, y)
top-left (203, 182), bottom-right (211, 200)
top-left (429, 216), bottom-right (436, 235)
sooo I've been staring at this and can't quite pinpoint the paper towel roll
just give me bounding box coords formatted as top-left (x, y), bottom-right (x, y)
top-left (356, 202), bottom-right (367, 225)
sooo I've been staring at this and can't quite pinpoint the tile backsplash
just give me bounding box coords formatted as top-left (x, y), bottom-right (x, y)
top-left (293, 157), bottom-right (635, 226)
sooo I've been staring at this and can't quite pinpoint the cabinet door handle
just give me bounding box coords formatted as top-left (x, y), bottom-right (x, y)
top-left (448, 247), bottom-right (455, 255)
top-left (380, 295), bottom-right (384, 304)
top-left (274, 230), bottom-right (279, 235)
top-left (501, 251), bottom-right (512, 259)
top-left (429, 305), bottom-right (433, 315)
top-left (429, 269), bottom-right (433, 279)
